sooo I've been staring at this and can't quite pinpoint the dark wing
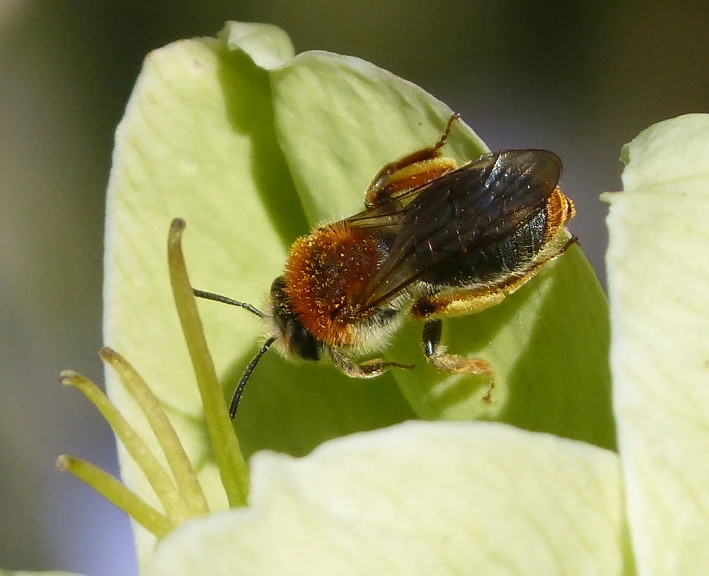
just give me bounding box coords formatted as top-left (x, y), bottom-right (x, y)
top-left (346, 149), bottom-right (562, 309)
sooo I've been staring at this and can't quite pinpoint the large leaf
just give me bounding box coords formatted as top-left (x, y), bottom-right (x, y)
top-left (146, 422), bottom-right (628, 576)
top-left (607, 114), bottom-right (709, 574)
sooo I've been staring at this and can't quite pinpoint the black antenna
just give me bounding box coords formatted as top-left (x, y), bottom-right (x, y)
top-left (230, 336), bottom-right (278, 419)
top-left (193, 288), bottom-right (265, 318)
top-left (193, 287), bottom-right (273, 417)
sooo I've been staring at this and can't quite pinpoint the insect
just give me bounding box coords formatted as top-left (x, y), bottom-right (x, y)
top-left (194, 113), bottom-right (575, 418)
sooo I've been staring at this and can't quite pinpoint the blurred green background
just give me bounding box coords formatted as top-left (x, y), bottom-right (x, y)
top-left (1, 1), bottom-right (707, 574)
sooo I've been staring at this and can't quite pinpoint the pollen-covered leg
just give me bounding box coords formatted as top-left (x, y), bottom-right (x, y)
top-left (422, 319), bottom-right (495, 403)
top-left (330, 350), bottom-right (413, 378)
top-left (364, 113), bottom-right (460, 207)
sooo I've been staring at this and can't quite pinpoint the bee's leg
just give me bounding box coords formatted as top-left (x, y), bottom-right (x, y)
top-left (422, 318), bottom-right (495, 403)
top-left (365, 113), bottom-right (461, 207)
top-left (330, 350), bottom-right (413, 378)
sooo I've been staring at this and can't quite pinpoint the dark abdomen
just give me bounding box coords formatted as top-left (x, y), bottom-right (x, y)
top-left (422, 209), bottom-right (547, 288)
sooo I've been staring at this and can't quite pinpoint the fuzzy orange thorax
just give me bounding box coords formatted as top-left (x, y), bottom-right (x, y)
top-left (283, 222), bottom-right (382, 348)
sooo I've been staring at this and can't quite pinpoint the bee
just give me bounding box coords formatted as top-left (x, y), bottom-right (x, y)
top-left (194, 114), bottom-right (575, 418)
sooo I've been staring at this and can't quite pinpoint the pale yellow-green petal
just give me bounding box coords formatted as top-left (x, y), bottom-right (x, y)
top-left (607, 114), bottom-right (709, 574)
top-left (146, 422), bottom-right (629, 576)
top-left (271, 50), bottom-right (488, 223)
top-left (221, 21), bottom-right (294, 70)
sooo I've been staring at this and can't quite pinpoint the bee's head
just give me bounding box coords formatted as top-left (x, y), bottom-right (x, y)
top-left (267, 276), bottom-right (321, 362)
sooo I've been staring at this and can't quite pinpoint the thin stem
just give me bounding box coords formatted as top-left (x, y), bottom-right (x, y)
top-left (60, 370), bottom-right (192, 523)
top-left (57, 455), bottom-right (175, 539)
top-left (99, 347), bottom-right (210, 517)
top-left (167, 218), bottom-right (249, 507)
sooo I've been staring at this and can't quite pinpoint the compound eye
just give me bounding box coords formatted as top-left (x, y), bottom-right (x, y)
top-left (290, 321), bottom-right (320, 361)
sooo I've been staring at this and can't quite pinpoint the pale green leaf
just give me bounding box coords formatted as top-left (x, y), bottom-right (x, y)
top-left (220, 21), bottom-right (294, 70)
top-left (271, 51), bottom-right (488, 223)
top-left (607, 113), bottom-right (709, 574)
top-left (146, 422), bottom-right (628, 576)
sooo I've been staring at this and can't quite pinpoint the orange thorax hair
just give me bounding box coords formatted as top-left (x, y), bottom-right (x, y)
top-left (284, 222), bottom-right (383, 348)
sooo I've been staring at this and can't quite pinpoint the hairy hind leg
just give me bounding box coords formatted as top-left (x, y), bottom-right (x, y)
top-left (364, 113), bottom-right (461, 207)
top-left (330, 350), bottom-right (413, 378)
top-left (422, 319), bottom-right (495, 403)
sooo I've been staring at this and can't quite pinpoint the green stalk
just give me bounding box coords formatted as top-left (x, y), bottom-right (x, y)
top-left (60, 370), bottom-right (192, 522)
top-left (57, 455), bottom-right (175, 538)
top-left (167, 218), bottom-right (249, 507)
top-left (100, 347), bottom-right (210, 516)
